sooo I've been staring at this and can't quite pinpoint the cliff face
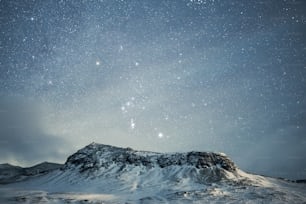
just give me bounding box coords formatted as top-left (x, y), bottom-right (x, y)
top-left (63, 143), bottom-right (237, 184)
top-left (66, 143), bottom-right (235, 170)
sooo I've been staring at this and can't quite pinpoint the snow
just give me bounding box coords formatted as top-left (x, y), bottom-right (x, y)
top-left (1, 143), bottom-right (306, 203)
top-left (0, 188), bottom-right (115, 204)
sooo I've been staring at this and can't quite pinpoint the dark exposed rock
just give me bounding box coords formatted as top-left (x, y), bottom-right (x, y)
top-left (24, 162), bottom-right (63, 175)
top-left (65, 143), bottom-right (236, 174)
top-left (295, 179), bottom-right (306, 183)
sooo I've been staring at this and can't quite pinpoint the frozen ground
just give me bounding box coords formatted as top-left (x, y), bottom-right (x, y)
top-left (1, 143), bottom-right (305, 203)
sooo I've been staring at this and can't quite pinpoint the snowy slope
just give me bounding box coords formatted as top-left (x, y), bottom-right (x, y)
top-left (0, 162), bottom-right (62, 184)
top-left (0, 143), bottom-right (306, 203)
top-left (0, 163), bottom-right (24, 184)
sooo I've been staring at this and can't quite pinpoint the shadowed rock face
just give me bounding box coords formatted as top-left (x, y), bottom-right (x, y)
top-left (65, 143), bottom-right (236, 173)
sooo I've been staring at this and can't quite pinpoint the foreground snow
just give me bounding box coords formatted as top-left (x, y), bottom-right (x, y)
top-left (1, 143), bottom-right (305, 203)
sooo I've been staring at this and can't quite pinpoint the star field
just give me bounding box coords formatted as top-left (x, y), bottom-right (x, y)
top-left (0, 0), bottom-right (306, 179)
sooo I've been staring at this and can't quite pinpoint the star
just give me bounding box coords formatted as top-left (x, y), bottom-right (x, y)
top-left (158, 132), bottom-right (164, 138)
top-left (130, 119), bottom-right (135, 130)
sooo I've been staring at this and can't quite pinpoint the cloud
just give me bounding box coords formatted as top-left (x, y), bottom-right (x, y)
top-left (232, 123), bottom-right (306, 180)
top-left (0, 96), bottom-right (69, 166)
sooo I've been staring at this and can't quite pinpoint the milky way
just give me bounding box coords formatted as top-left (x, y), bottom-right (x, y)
top-left (0, 0), bottom-right (306, 179)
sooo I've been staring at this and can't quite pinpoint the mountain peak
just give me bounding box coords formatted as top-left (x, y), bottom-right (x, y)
top-left (65, 143), bottom-right (236, 177)
top-left (2, 143), bottom-right (306, 203)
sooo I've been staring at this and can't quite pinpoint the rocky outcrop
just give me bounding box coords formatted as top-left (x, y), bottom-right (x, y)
top-left (65, 143), bottom-right (236, 174)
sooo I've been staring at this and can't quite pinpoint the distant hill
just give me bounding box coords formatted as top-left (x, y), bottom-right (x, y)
top-left (0, 162), bottom-right (63, 184)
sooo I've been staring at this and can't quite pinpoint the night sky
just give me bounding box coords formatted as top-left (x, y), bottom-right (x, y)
top-left (1, 0), bottom-right (306, 180)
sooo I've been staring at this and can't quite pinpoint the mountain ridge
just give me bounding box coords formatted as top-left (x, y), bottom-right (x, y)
top-left (1, 143), bottom-right (306, 203)
top-left (0, 161), bottom-right (63, 184)
top-left (65, 142), bottom-right (236, 174)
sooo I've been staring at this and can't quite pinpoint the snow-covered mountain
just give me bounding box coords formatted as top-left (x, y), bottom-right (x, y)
top-left (0, 162), bottom-right (62, 184)
top-left (0, 163), bottom-right (24, 184)
top-left (0, 143), bottom-right (305, 203)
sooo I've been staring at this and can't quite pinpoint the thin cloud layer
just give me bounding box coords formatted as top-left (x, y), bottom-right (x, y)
top-left (0, 97), bottom-right (68, 166)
